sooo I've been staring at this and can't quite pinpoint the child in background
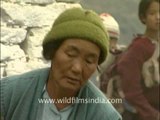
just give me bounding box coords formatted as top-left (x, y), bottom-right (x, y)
top-left (98, 13), bottom-right (126, 90)
top-left (99, 13), bottom-right (127, 114)
top-left (90, 13), bottom-right (123, 87)
top-left (99, 13), bottom-right (125, 72)
top-left (113, 0), bottom-right (159, 120)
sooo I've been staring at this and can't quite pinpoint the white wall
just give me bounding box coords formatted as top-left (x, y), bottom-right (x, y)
top-left (1, 0), bottom-right (81, 78)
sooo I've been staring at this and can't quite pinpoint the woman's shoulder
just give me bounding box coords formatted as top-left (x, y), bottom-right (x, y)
top-left (79, 81), bottom-right (122, 119)
top-left (1, 68), bottom-right (49, 87)
top-left (0, 68), bottom-right (49, 115)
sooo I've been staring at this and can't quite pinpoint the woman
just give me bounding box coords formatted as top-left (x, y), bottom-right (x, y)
top-left (0, 8), bottom-right (121, 120)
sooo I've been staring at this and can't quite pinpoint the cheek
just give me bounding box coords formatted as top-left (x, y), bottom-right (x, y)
top-left (82, 66), bottom-right (97, 82)
top-left (110, 41), bottom-right (117, 47)
top-left (51, 53), bottom-right (70, 74)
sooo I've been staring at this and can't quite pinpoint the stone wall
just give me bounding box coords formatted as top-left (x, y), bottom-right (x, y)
top-left (1, 0), bottom-right (81, 78)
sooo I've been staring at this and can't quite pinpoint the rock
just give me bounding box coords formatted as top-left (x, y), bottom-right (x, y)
top-left (23, 27), bottom-right (50, 59)
top-left (1, 0), bottom-right (55, 5)
top-left (56, 0), bottom-right (81, 3)
top-left (0, 44), bottom-right (26, 61)
top-left (1, 1), bottom-right (81, 78)
top-left (26, 58), bottom-right (50, 70)
top-left (0, 63), bottom-right (7, 78)
top-left (1, 27), bottom-right (27, 45)
top-left (1, 1), bottom-right (81, 27)
top-left (5, 59), bottom-right (28, 76)
top-left (23, 0), bottom-right (55, 5)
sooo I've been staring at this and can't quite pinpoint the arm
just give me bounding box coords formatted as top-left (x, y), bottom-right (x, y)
top-left (142, 61), bottom-right (155, 87)
top-left (117, 39), bottom-right (159, 120)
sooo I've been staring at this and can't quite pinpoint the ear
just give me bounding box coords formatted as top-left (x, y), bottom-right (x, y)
top-left (141, 18), bottom-right (146, 24)
top-left (140, 15), bottom-right (146, 24)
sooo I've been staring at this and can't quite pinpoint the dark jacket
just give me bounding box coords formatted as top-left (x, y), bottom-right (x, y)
top-left (117, 36), bottom-right (159, 120)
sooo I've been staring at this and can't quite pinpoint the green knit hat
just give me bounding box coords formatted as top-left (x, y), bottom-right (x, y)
top-left (43, 8), bottom-right (109, 64)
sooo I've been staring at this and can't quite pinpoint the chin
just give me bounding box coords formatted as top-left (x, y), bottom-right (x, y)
top-left (62, 83), bottom-right (81, 92)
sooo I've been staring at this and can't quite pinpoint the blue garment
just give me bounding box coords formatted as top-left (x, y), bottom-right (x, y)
top-left (39, 89), bottom-right (73, 120)
top-left (1, 67), bottom-right (122, 120)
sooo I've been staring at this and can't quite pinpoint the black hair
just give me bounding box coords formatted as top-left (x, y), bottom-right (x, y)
top-left (138, 0), bottom-right (159, 24)
top-left (42, 40), bottom-right (63, 60)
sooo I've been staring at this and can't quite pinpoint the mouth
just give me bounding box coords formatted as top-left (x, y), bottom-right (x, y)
top-left (66, 77), bottom-right (81, 85)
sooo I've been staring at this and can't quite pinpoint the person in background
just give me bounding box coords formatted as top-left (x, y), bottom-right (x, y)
top-left (90, 13), bottom-right (124, 88)
top-left (0, 8), bottom-right (122, 120)
top-left (100, 13), bottom-right (120, 53)
top-left (99, 13), bottom-right (126, 73)
top-left (98, 13), bottom-right (126, 114)
top-left (113, 0), bottom-right (159, 120)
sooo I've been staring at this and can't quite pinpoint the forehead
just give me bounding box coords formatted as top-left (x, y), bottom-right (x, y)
top-left (147, 1), bottom-right (159, 12)
top-left (60, 38), bottom-right (100, 55)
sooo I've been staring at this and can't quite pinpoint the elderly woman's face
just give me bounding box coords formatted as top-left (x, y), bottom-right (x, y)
top-left (50, 38), bottom-right (100, 91)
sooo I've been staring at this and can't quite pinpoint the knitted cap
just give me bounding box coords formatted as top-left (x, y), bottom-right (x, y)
top-left (100, 13), bottom-right (120, 40)
top-left (43, 8), bottom-right (109, 64)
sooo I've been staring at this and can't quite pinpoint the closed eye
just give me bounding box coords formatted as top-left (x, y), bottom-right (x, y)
top-left (66, 51), bottom-right (77, 57)
top-left (65, 46), bottom-right (79, 57)
top-left (85, 55), bottom-right (98, 64)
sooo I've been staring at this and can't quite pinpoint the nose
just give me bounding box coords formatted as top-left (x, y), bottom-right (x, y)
top-left (156, 12), bottom-right (160, 19)
top-left (71, 59), bottom-right (83, 75)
